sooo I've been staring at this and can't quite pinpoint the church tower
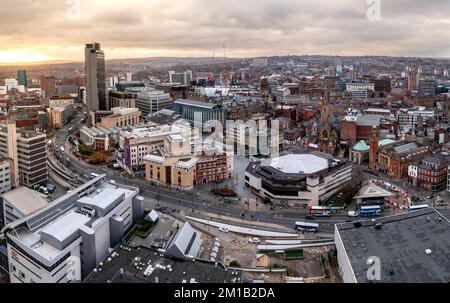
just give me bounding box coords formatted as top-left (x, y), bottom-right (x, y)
top-left (321, 89), bottom-right (331, 124)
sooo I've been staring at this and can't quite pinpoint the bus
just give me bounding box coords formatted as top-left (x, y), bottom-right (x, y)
top-left (295, 221), bottom-right (320, 232)
top-left (360, 205), bottom-right (381, 217)
top-left (409, 204), bottom-right (429, 212)
top-left (309, 206), bottom-right (332, 217)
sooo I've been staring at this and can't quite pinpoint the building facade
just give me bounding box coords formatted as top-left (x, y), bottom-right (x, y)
top-left (108, 91), bottom-right (137, 109)
top-left (245, 152), bottom-right (352, 206)
top-left (1, 176), bottom-right (143, 283)
top-left (135, 90), bottom-right (173, 117)
top-left (174, 99), bottom-right (224, 130)
top-left (85, 43), bottom-right (106, 122)
top-left (94, 107), bottom-right (141, 128)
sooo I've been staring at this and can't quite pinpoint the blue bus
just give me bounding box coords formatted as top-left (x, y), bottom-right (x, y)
top-left (295, 221), bottom-right (320, 232)
top-left (360, 205), bottom-right (381, 217)
top-left (409, 204), bottom-right (429, 212)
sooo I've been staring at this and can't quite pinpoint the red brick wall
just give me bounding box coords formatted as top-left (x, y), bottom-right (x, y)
top-left (340, 121), bottom-right (357, 144)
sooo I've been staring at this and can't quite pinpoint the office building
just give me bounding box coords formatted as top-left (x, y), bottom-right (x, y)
top-left (245, 151), bottom-right (352, 206)
top-left (0, 121), bottom-right (19, 187)
top-left (417, 78), bottom-right (436, 97)
top-left (135, 90), bottom-right (173, 116)
top-left (144, 134), bottom-right (232, 189)
top-left (4, 79), bottom-right (25, 93)
top-left (50, 104), bottom-right (75, 129)
top-left (0, 122), bottom-right (47, 189)
top-left (93, 107), bottom-right (141, 128)
top-left (169, 70), bottom-right (192, 85)
top-left (406, 69), bottom-right (418, 92)
top-left (16, 130), bottom-right (48, 188)
top-left (17, 70), bottom-right (27, 88)
top-left (346, 82), bottom-right (375, 100)
top-left (85, 43), bottom-right (106, 120)
top-left (411, 154), bottom-right (449, 192)
top-left (174, 99), bottom-right (224, 129)
top-left (1, 175), bottom-right (143, 283)
top-left (120, 121), bottom-right (193, 174)
top-left (109, 91), bottom-right (137, 108)
top-left (335, 208), bottom-right (450, 283)
top-left (0, 158), bottom-right (12, 195)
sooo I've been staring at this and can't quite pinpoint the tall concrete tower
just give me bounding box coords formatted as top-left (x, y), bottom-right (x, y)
top-left (85, 43), bottom-right (106, 125)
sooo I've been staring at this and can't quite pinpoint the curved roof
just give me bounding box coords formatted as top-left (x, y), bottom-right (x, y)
top-left (268, 154), bottom-right (329, 174)
top-left (353, 140), bottom-right (369, 151)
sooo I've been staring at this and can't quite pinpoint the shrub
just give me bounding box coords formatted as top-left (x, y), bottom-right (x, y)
top-left (89, 152), bottom-right (107, 165)
top-left (78, 144), bottom-right (95, 156)
top-left (229, 260), bottom-right (241, 267)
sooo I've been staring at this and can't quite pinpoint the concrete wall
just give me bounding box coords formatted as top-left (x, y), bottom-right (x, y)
top-left (334, 225), bottom-right (357, 283)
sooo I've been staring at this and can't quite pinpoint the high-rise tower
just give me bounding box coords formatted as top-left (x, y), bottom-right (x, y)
top-left (85, 43), bottom-right (106, 125)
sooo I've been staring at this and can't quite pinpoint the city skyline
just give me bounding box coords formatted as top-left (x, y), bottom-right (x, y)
top-left (1, 0), bottom-right (450, 64)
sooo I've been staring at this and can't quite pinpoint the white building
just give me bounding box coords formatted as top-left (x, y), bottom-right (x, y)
top-left (346, 82), bottom-right (375, 100)
top-left (1, 175), bottom-right (143, 283)
top-left (275, 87), bottom-right (290, 103)
top-left (135, 90), bottom-right (173, 116)
top-left (119, 121), bottom-right (195, 174)
top-left (169, 70), bottom-right (192, 85)
top-left (4, 79), bottom-right (25, 93)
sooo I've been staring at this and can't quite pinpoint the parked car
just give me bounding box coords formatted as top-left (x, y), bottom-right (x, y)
top-left (305, 215), bottom-right (316, 220)
top-left (426, 195), bottom-right (434, 200)
top-left (219, 226), bottom-right (230, 233)
top-left (248, 237), bottom-right (261, 244)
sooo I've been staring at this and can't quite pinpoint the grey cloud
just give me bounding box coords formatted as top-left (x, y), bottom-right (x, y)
top-left (0, 0), bottom-right (449, 60)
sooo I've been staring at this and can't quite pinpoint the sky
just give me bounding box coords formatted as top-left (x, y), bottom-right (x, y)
top-left (1, 0), bottom-right (450, 64)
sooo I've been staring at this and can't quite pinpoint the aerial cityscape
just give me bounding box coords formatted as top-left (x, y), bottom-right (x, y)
top-left (0, 0), bottom-right (450, 290)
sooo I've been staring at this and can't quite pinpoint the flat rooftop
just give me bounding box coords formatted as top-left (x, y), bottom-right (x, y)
top-left (85, 245), bottom-right (242, 283)
top-left (1, 187), bottom-right (48, 216)
top-left (337, 208), bottom-right (450, 283)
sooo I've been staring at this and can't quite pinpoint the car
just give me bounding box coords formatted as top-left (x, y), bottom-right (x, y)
top-left (426, 195), bottom-right (434, 200)
top-left (218, 226), bottom-right (230, 233)
top-left (248, 237), bottom-right (261, 244)
top-left (305, 215), bottom-right (316, 220)
top-left (348, 211), bottom-right (359, 217)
